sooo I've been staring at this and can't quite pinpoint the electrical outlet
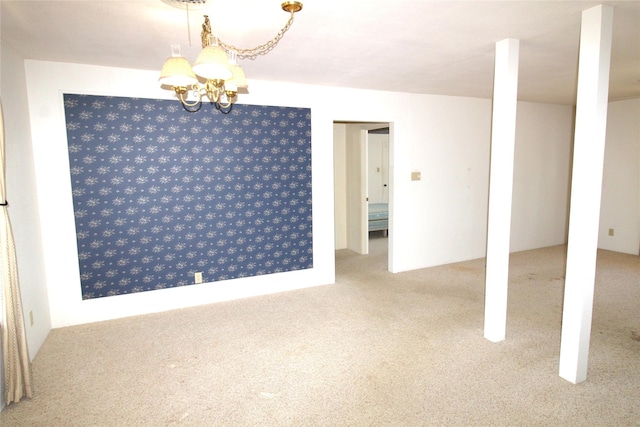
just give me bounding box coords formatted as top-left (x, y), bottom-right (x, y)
top-left (194, 272), bottom-right (203, 284)
top-left (608, 228), bottom-right (614, 236)
top-left (30, 311), bottom-right (34, 326)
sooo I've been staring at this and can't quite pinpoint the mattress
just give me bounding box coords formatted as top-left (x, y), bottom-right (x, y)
top-left (368, 203), bottom-right (388, 232)
top-left (368, 203), bottom-right (388, 220)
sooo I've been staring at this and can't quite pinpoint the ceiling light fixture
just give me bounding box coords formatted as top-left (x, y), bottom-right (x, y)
top-left (159, 1), bottom-right (303, 114)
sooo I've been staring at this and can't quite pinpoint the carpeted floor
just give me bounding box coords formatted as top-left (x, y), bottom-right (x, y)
top-left (1, 237), bottom-right (639, 426)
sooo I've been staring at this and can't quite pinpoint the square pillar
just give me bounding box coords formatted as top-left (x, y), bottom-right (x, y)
top-left (484, 38), bottom-right (519, 342)
top-left (559, 4), bottom-right (614, 384)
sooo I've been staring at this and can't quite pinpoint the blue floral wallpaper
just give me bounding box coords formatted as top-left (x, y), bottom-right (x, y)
top-left (63, 94), bottom-right (312, 299)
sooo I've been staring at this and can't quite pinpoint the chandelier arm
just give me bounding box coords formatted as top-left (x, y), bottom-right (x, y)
top-left (215, 11), bottom-right (296, 60)
top-left (176, 85), bottom-right (204, 108)
top-left (217, 99), bottom-right (232, 109)
top-left (214, 90), bottom-right (232, 109)
top-left (215, 103), bottom-right (233, 114)
top-left (181, 101), bottom-right (203, 113)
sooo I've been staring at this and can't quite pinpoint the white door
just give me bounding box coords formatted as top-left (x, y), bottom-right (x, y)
top-left (382, 136), bottom-right (389, 203)
top-left (345, 127), bottom-right (368, 254)
top-left (367, 133), bottom-right (389, 204)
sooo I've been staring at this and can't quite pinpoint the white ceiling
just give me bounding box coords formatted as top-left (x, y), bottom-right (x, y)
top-left (2, 0), bottom-right (639, 105)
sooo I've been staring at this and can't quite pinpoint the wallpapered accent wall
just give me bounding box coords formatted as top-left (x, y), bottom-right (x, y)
top-left (63, 94), bottom-right (312, 299)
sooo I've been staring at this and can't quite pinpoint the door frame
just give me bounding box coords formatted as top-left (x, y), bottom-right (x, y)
top-left (333, 121), bottom-right (392, 265)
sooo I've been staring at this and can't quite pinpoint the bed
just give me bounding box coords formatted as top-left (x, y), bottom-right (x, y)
top-left (368, 203), bottom-right (388, 236)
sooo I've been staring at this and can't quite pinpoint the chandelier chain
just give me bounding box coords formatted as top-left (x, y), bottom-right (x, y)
top-left (202, 11), bottom-right (297, 60)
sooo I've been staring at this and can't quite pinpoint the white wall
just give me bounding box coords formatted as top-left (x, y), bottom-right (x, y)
top-left (391, 95), bottom-right (494, 271)
top-left (510, 102), bottom-right (574, 252)
top-left (0, 46), bottom-right (51, 360)
top-left (598, 98), bottom-right (640, 254)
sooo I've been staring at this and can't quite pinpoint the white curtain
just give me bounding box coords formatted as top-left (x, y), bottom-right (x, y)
top-left (0, 98), bottom-right (33, 405)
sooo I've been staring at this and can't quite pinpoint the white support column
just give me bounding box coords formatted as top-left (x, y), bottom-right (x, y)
top-left (559, 4), bottom-right (613, 384)
top-left (484, 38), bottom-right (519, 343)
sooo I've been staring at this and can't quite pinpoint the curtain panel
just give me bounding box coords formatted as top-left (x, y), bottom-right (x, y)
top-left (0, 98), bottom-right (33, 405)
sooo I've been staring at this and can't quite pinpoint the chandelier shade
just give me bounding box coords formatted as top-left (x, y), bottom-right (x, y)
top-left (226, 65), bottom-right (248, 92)
top-left (158, 55), bottom-right (198, 88)
top-left (192, 45), bottom-right (233, 81)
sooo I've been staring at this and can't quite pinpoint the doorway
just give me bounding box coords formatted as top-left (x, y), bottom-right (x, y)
top-left (333, 121), bottom-right (391, 269)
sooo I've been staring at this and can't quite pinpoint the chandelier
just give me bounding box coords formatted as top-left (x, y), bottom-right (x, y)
top-left (159, 1), bottom-right (303, 113)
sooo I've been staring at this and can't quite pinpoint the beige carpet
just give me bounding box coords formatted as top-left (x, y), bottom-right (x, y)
top-left (1, 237), bottom-right (639, 426)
